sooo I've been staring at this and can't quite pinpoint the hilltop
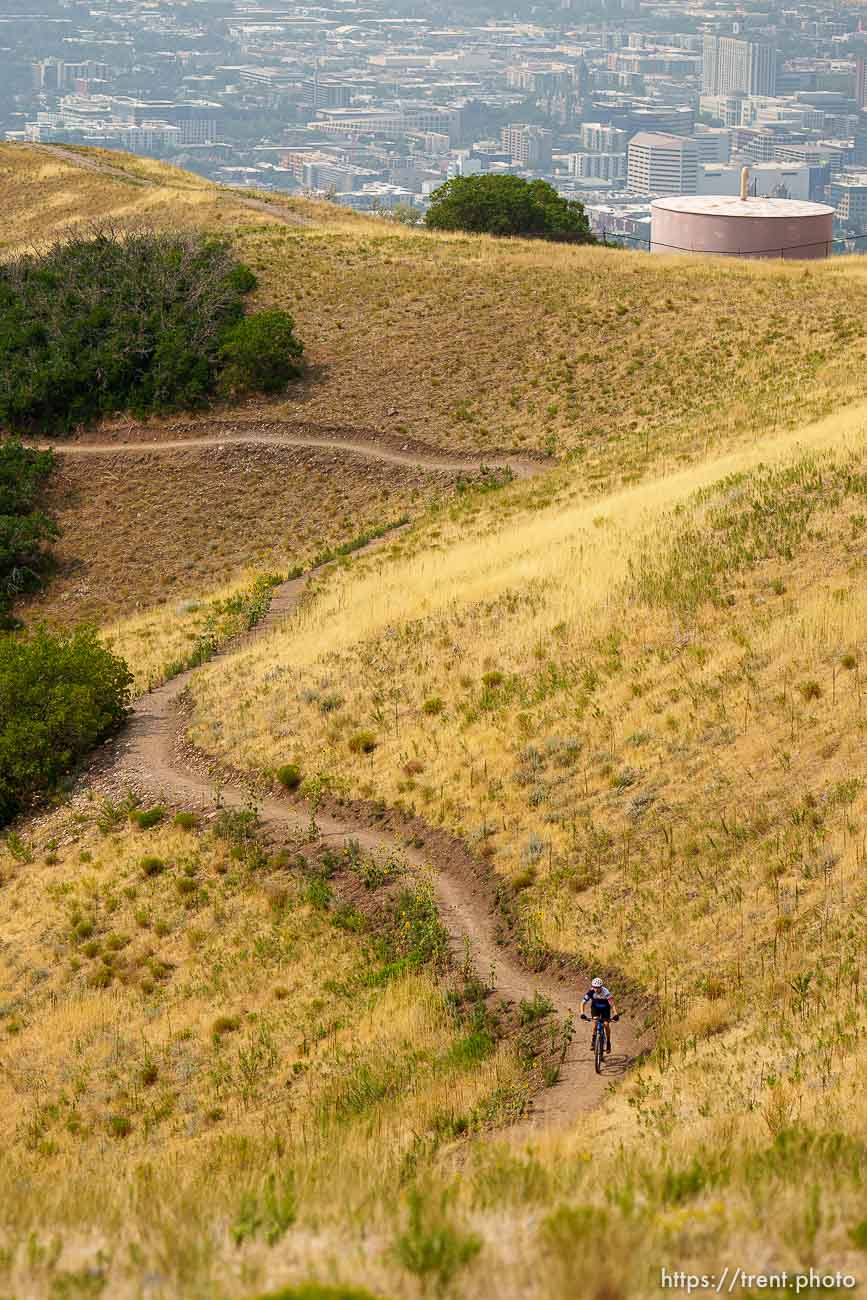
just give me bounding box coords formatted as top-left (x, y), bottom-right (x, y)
top-left (5, 140), bottom-right (867, 627)
top-left (5, 142), bottom-right (867, 477)
top-left (1, 144), bottom-right (867, 1298)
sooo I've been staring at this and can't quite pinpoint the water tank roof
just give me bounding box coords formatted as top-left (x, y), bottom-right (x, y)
top-left (651, 195), bottom-right (835, 218)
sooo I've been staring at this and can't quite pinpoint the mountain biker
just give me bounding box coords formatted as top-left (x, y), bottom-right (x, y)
top-left (581, 977), bottom-right (618, 1054)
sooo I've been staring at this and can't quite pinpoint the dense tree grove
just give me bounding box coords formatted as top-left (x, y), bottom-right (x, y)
top-left (425, 175), bottom-right (596, 244)
top-left (0, 228), bottom-right (304, 434)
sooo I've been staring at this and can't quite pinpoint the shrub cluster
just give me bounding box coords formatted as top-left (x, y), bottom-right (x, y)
top-left (0, 227), bottom-right (303, 434)
top-left (0, 625), bottom-right (132, 825)
top-left (0, 439), bottom-right (57, 627)
top-left (425, 175), bottom-right (595, 244)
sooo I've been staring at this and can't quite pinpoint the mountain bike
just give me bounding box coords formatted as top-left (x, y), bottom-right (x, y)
top-left (581, 1012), bottom-right (620, 1073)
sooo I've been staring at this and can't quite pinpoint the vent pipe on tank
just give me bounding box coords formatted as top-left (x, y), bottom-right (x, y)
top-left (740, 165), bottom-right (750, 202)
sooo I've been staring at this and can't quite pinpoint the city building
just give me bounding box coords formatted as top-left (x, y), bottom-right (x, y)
top-left (9, 0), bottom-right (867, 217)
top-left (312, 106), bottom-right (461, 144)
top-left (282, 149), bottom-right (379, 191)
top-left (698, 161), bottom-right (810, 200)
top-left (500, 123), bottom-right (553, 168)
top-left (692, 127), bottom-right (731, 163)
top-left (830, 176), bottom-right (867, 227)
top-left (702, 37), bottom-right (777, 98)
top-left (627, 131), bottom-right (699, 195)
top-left (579, 122), bottom-right (629, 153)
top-left (571, 151), bottom-right (626, 181)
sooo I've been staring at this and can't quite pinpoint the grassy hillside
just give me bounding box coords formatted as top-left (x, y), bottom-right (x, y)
top-left (25, 439), bottom-right (441, 628)
top-left (5, 141), bottom-right (867, 486)
top-left (0, 800), bottom-right (556, 1300)
top-left (4, 405), bottom-right (867, 1297)
top-left (4, 141), bottom-right (867, 627)
top-left (184, 397), bottom-right (867, 1293)
top-left (256, 231), bottom-right (867, 477)
top-left (4, 143), bottom-right (867, 1297)
top-left (0, 146), bottom-right (455, 628)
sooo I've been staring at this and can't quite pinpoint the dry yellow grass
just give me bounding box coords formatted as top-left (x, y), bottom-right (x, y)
top-left (101, 567), bottom-right (274, 694)
top-left (179, 397), bottom-right (867, 1294)
top-left (5, 140), bottom-right (867, 495)
top-left (236, 226), bottom-right (867, 490)
top-left (0, 806), bottom-right (528, 1298)
top-left (7, 143), bottom-right (867, 1297)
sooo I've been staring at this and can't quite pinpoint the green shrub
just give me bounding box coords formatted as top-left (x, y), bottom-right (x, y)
top-left (518, 992), bottom-right (555, 1025)
top-left (132, 806), bottom-right (164, 829)
top-left (0, 626), bottom-right (131, 826)
top-left (212, 1015), bottom-right (241, 1040)
top-left (358, 856), bottom-right (399, 890)
top-left (231, 1172), bottom-right (297, 1248)
top-left (422, 697), bottom-right (444, 716)
top-left (306, 876), bottom-right (332, 910)
top-left (140, 857), bottom-right (165, 878)
top-left (0, 228), bottom-right (303, 434)
top-left (392, 884), bottom-right (449, 967)
top-left (108, 1115), bottom-right (132, 1138)
top-left (276, 763), bottom-right (302, 790)
top-left (443, 1030), bottom-right (495, 1070)
top-left (173, 811), bottom-right (198, 830)
top-left (348, 730), bottom-right (377, 754)
top-left (393, 1188), bottom-right (481, 1295)
top-left (659, 1157), bottom-right (715, 1206)
top-left (426, 175), bottom-right (595, 244)
top-left (0, 440), bottom-right (58, 627)
top-left (219, 309), bottom-right (303, 395)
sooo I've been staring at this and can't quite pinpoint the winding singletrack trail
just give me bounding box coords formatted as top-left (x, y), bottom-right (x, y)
top-left (103, 530), bottom-right (648, 1134)
top-left (45, 422), bottom-right (543, 481)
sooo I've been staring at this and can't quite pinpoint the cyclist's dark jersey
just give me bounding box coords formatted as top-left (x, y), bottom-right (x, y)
top-left (583, 988), bottom-right (613, 1019)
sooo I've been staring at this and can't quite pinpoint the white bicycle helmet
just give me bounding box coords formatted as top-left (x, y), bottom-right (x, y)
top-left (591, 977), bottom-right (603, 988)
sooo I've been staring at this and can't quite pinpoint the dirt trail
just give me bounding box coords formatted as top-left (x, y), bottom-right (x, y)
top-left (24, 135), bottom-right (647, 1122)
top-left (229, 194), bottom-right (313, 227)
top-left (31, 142), bottom-right (317, 226)
top-left (106, 533), bottom-right (647, 1133)
top-left (45, 424), bottom-right (542, 480)
top-left (31, 143), bottom-right (157, 187)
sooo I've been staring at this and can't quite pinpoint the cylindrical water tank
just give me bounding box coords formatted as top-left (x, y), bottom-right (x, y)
top-left (650, 195), bottom-right (835, 259)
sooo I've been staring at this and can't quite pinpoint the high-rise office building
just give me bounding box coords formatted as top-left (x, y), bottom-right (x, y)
top-left (500, 124), bottom-right (554, 169)
top-left (702, 36), bottom-right (777, 97)
top-left (627, 131), bottom-right (699, 194)
top-left (702, 38), bottom-right (720, 98)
